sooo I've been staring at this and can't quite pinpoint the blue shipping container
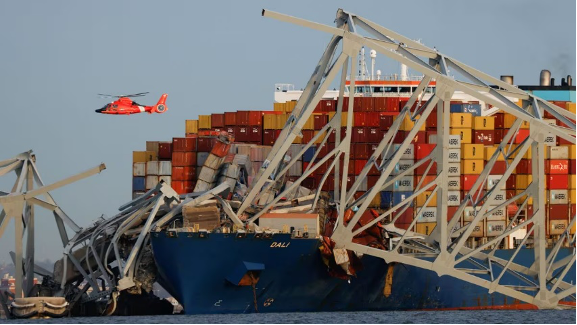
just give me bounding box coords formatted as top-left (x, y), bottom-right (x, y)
top-left (462, 104), bottom-right (482, 116)
top-left (303, 147), bottom-right (316, 162)
top-left (393, 191), bottom-right (413, 206)
top-left (380, 191), bottom-right (393, 209)
top-left (450, 104), bottom-right (463, 113)
top-left (133, 176), bottom-right (146, 191)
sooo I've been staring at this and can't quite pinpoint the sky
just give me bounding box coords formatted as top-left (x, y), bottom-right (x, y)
top-left (0, 0), bottom-right (575, 263)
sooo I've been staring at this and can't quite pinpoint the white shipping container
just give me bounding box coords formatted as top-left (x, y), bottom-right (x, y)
top-left (205, 154), bottom-right (224, 170)
top-left (486, 220), bottom-right (507, 237)
top-left (288, 144), bottom-right (304, 160)
top-left (393, 144), bottom-right (414, 160)
top-left (225, 163), bottom-right (240, 179)
top-left (133, 162), bottom-right (146, 177)
top-left (416, 207), bottom-right (437, 223)
top-left (549, 220), bottom-right (568, 235)
top-left (357, 176), bottom-right (368, 191)
top-left (492, 190), bottom-right (507, 205)
top-left (447, 149), bottom-right (461, 163)
top-left (146, 161), bottom-right (159, 175)
top-left (145, 175), bottom-right (158, 190)
top-left (464, 207), bottom-right (481, 222)
top-left (252, 161), bottom-right (263, 176)
top-left (236, 144), bottom-right (254, 156)
top-left (158, 161), bottom-right (172, 176)
top-left (288, 160), bottom-right (303, 177)
top-left (447, 177), bottom-right (460, 191)
top-left (548, 146), bottom-right (569, 159)
top-left (429, 134), bottom-right (461, 149)
top-left (158, 175), bottom-right (172, 186)
top-left (197, 152), bottom-right (210, 167)
top-left (394, 175), bottom-right (414, 191)
top-left (544, 134), bottom-right (557, 146)
top-left (193, 179), bottom-right (212, 192)
top-left (447, 163), bottom-right (461, 177)
top-left (487, 206), bottom-right (506, 221)
top-left (486, 175), bottom-right (505, 190)
top-left (549, 190), bottom-right (569, 204)
top-left (447, 191), bottom-right (461, 206)
top-left (198, 167), bottom-right (217, 183)
top-left (393, 160), bottom-right (414, 176)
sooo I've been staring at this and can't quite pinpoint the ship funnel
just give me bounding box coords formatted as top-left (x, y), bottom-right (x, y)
top-left (370, 49), bottom-right (376, 80)
top-left (500, 75), bottom-right (514, 85)
top-left (540, 70), bottom-right (551, 86)
top-left (400, 64), bottom-right (408, 81)
top-left (567, 75), bottom-right (572, 86)
top-left (551, 77), bottom-right (555, 86)
top-left (561, 78), bottom-right (567, 86)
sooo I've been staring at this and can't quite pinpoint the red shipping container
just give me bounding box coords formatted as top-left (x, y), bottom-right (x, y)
top-left (211, 113), bottom-right (225, 128)
top-left (416, 162), bottom-right (437, 175)
top-left (354, 112), bottom-right (367, 126)
top-left (342, 97), bottom-right (349, 112)
top-left (393, 131), bottom-right (405, 144)
top-left (386, 97), bottom-right (400, 112)
top-left (235, 126), bottom-right (250, 142)
top-left (236, 111), bottom-right (263, 126)
top-left (317, 175), bottom-right (333, 191)
top-left (172, 180), bottom-right (195, 195)
top-left (353, 97), bottom-right (364, 112)
top-left (558, 136), bottom-right (573, 146)
top-left (328, 128), bottom-right (346, 143)
top-left (412, 131), bottom-right (427, 144)
top-left (547, 175), bottom-right (569, 189)
top-left (366, 127), bottom-right (382, 143)
top-left (262, 129), bottom-right (279, 146)
top-left (426, 109), bottom-right (437, 129)
top-left (302, 130), bottom-right (314, 143)
top-left (314, 114), bottom-right (328, 130)
top-left (224, 112), bottom-right (237, 126)
top-left (365, 112), bottom-right (380, 127)
top-left (490, 161), bottom-right (507, 174)
top-left (338, 159), bottom-right (355, 175)
top-left (212, 127), bottom-right (223, 133)
top-left (506, 175), bottom-right (516, 189)
top-left (494, 113), bottom-right (504, 129)
top-left (393, 207), bottom-right (414, 224)
top-left (506, 189), bottom-right (516, 201)
top-left (354, 143), bottom-right (371, 159)
top-left (571, 204), bottom-right (576, 216)
top-left (172, 152), bottom-right (196, 167)
top-left (516, 159), bottom-right (532, 174)
top-left (415, 144), bottom-right (436, 160)
top-left (171, 166), bottom-right (197, 181)
top-left (546, 159), bottom-right (569, 174)
top-left (323, 99), bottom-right (336, 112)
top-left (447, 206), bottom-right (459, 222)
top-left (367, 175), bottom-right (380, 189)
top-left (224, 126), bottom-right (236, 139)
top-left (571, 159), bottom-right (576, 174)
top-left (527, 205), bottom-right (534, 218)
top-left (374, 97), bottom-right (386, 111)
top-left (359, 97), bottom-right (374, 112)
top-left (158, 143), bottom-right (172, 160)
top-left (317, 143), bottom-right (334, 159)
top-left (312, 161), bottom-right (329, 176)
top-left (515, 129), bottom-right (530, 144)
top-left (197, 137), bottom-right (216, 152)
top-left (249, 126), bottom-right (262, 143)
top-left (414, 175), bottom-right (436, 190)
top-left (173, 137), bottom-right (196, 152)
top-left (548, 204), bottom-right (569, 221)
top-left (461, 175), bottom-right (479, 191)
top-left (352, 127), bottom-right (368, 143)
top-left (473, 130), bottom-right (495, 145)
top-left (212, 141), bottom-right (231, 158)
top-left (379, 113), bottom-right (395, 131)
top-left (494, 129), bottom-right (505, 144)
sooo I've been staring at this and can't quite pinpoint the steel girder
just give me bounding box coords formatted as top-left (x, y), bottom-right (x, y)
top-left (244, 9), bottom-right (576, 309)
top-left (0, 151), bottom-right (105, 299)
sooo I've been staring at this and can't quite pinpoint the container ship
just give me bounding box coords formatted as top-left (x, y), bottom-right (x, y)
top-left (129, 45), bottom-right (576, 313)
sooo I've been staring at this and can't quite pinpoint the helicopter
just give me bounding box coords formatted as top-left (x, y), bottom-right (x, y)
top-left (95, 92), bottom-right (168, 115)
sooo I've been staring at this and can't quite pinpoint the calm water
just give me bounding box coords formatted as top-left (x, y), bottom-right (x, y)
top-left (3, 310), bottom-right (576, 324)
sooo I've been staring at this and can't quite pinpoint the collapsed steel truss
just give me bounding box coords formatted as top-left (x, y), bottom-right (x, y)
top-left (0, 151), bottom-right (105, 299)
top-left (239, 9), bottom-right (576, 309)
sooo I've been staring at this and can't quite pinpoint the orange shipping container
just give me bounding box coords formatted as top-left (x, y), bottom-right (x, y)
top-left (461, 144), bottom-right (485, 160)
top-left (450, 128), bottom-right (472, 144)
top-left (450, 113), bottom-right (473, 128)
top-left (461, 160), bottom-right (484, 174)
top-left (473, 116), bottom-right (495, 130)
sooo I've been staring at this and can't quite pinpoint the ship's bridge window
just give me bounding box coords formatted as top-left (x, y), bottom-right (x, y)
top-left (373, 86), bottom-right (383, 93)
top-left (427, 86), bottom-right (435, 93)
top-left (399, 87), bottom-right (411, 93)
top-left (355, 86), bottom-right (371, 94)
top-left (381, 87), bottom-right (398, 93)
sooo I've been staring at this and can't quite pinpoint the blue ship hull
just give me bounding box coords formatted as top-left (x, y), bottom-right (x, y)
top-left (150, 232), bottom-right (575, 314)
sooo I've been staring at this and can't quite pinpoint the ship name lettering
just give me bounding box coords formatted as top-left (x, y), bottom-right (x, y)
top-left (270, 242), bottom-right (290, 248)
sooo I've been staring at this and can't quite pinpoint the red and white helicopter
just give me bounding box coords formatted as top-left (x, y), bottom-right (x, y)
top-left (95, 92), bottom-right (168, 115)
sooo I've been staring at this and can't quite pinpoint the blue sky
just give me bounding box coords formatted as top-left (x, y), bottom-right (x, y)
top-left (0, 0), bottom-right (575, 262)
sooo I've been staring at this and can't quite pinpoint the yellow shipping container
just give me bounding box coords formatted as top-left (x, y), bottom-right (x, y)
top-left (450, 113), bottom-right (473, 128)
top-left (416, 191), bottom-right (437, 207)
top-left (571, 222), bottom-right (576, 235)
top-left (292, 136), bottom-right (302, 144)
top-left (485, 146), bottom-right (505, 161)
top-left (133, 151), bottom-right (157, 163)
top-left (571, 189), bottom-right (576, 203)
top-left (416, 222), bottom-right (436, 235)
top-left (516, 175), bottom-right (532, 189)
top-left (398, 115), bottom-right (426, 131)
top-left (504, 113), bottom-right (529, 129)
top-left (571, 175), bottom-right (576, 190)
top-left (340, 112), bottom-right (351, 127)
top-left (570, 145), bottom-right (576, 159)
top-left (516, 190), bottom-right (533, 205)
top-left (461, 159), bottom-right (484, 174)
top-left (303, 114), bottom-right (315, 130)
top-left (287, 101), bottom-right (297, 112)
top-left (273, 102), bottom-right (284, 112)
top-left (473, 116), bottom-right (495, 130)
top-left (185, 119), bottom-right (199, 134)
top-left (462, 144), bottom-right (485, 160)
top-left (567, 102), bottom-right (576, 114)
top-left (313, 131), bottom-right (327, 144)
top-left (369, 194), bottom-right (381, 208)
top-left (263, 115), bottom-right (276, 129)
top-left (199, 115), bottom-right (211, 129)
top-left (450, 128), bottom-right (472, 144)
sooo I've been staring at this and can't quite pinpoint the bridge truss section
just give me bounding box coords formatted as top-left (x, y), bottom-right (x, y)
top-left (238, 9), bottom-right (576, 309)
